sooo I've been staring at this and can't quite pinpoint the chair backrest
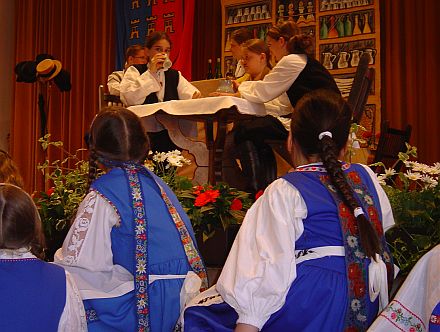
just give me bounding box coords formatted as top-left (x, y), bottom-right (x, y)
top-left (373, 120), bottom-right (412, 171)
top-left (98, 84), bottom-right (124, 112)
top-left (347, 53), bottom-right (373, 123)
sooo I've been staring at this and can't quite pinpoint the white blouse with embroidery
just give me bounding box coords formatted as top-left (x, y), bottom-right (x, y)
top-left (54, 191), bottom-right (134, 300)
top-left (0, 249), bottom-right (87, 332)
top-left (215, 163), bottom-right (395, 329)
top-left (119, 66), bottom-right (199, 106)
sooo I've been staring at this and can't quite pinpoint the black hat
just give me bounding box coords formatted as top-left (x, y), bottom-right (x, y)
top-left (15, 61), bottom-right (37, 83)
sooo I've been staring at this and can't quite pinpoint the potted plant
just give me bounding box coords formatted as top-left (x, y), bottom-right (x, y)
top-left (178, 183), bottom-right (253, 266)
top-left (373, 144), bottom-right (440, 276)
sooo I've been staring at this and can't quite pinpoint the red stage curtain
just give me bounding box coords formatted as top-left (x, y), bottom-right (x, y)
top-left (191, 0), bottom-right (222, 81)
top-left (381, 0), bottom-right (440, 164)
top-left (12, 0), bottom-right (116, 192)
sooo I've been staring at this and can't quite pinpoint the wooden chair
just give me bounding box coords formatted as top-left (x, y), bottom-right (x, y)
top-left (347, 53), bottom-right (374, 124)
top-left (98, 84), bottom-right (124, 112)
top-left (372, 120), bottom-right (412, 172)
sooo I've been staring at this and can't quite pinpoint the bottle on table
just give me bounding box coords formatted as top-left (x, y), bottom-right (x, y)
top-left (206, 58), bottom-right (214, 79)
top-left (214, 58), bottom-right (222, 79)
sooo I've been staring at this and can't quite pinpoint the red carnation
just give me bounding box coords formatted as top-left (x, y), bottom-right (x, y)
top-left (230, 198), bottom-right (243, 211)
top-left (255, 189), bottom-right (264, 200)
top-left (46, 187), bottom-right (55, 196)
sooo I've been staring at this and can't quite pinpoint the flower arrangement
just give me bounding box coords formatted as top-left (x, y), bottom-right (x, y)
top-left (34, 137), bottom-right (254, 257)
top-left (33, 134), bottom-right (93, 259)
top-left (144, 150), bottom-right (193, 192)
top-left (373, 144), bottom-right (440, 275)
top-left (178, 183), bottom-right (253, 241)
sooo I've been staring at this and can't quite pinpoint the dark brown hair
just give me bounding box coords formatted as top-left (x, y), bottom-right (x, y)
top-left (87, 107), bottom-right (150, 187)
top-left (291, 89), bottom-right (380, 259)
top-left (145, 31), bottom-right (172, 49)
top-left (267, 21), bottom-right (314, 57)
top-left (231, 28), bottom-right (253, 45)
top-left (0, 150), bottom-right (24, 188)
top-left (267, 21), bottom-right (300, 42)
top-left (242, 39), bottom-right (273, 69)
top-left (125, 44), bottom-right (146, 61)
top-left (0, 184), bottom-right (45, 258)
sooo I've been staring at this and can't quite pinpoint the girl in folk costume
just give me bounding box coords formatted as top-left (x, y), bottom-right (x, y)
top-left (119, 31), bottom-right (201, 153)
top-left (0, 184), bottom-right (86, 332)
top-left (55, 107), bottom-right (207, 332)
top-left (182, 90), bottom-right (395, 331)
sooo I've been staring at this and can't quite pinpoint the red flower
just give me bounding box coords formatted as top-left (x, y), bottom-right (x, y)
top-left (344, 327), bottom-right (358, 332)
top-left (348, 263), bottom-right (362, 280)
top-left (351, 279), bottom-right (366, 298)
top-left (193, 185), bottom-right (204, 195)
top-left (339, 203), bottom-right (351, 218)
top-left (255, 189), bottom-right (264, 200)
top-left (46, 187), bottom-right (55, 196)
top-left (348, 171), bottom-right (361, 184)
top-left (230, 198), bottom-right (243, 211)
top-left (194, 189), bottom-right (220, 207)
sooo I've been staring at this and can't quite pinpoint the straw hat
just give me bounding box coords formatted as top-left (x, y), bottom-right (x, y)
top-left (36, 59), bottom-right (62, 81)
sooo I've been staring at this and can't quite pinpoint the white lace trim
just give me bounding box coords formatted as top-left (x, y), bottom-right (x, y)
top-left (64, 191), bottom-right (97, 265)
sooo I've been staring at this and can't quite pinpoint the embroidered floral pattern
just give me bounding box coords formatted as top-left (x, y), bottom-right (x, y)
top-left (124, 166), bottom-right (150, 332)
top-left (381, 300), bottom-right (425, 332)
top-left (157, 183), bottom-right (208, 291)
top-left (295, 164), bottom-right (394, 331)
top-left (64, 192), bottom-right (97, 265)
top-left (85, 308), bottom-right (99, 323)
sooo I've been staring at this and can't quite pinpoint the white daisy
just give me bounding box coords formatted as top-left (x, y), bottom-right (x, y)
top-left (404, 171), bottom-right (422, 181)
top-left (347, 236), bottom-right (358, 248)
top-left (351, 299), bottom-right (361, 311)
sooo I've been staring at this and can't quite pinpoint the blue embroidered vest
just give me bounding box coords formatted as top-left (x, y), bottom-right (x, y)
top-left (91, 167), bottom-right (195, 276)
top-left (0, 259), bottom-right (66, 332)
top-left (283, 163), bottom-right (394, 331)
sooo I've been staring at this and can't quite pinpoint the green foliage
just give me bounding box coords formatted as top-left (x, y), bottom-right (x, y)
top-left (33, 134), bottom-right (92, 241)
top-left (373, 144), bottom-right (440, 275)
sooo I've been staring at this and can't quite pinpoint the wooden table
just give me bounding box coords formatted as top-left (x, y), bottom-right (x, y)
top-left (128, 96), bottom-right (266, 184)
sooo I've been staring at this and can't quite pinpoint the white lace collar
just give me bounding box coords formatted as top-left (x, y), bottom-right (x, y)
top-left (0, 247), bottom-right (37, 259)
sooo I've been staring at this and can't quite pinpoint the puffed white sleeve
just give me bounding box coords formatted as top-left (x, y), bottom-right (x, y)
top-left (216, 178), bottom-right (307, 330)
top-left (119, 66), bottom-right (161, 106)
top-left (107, 70), bottom-right (124, 96)
top-left (177, 71), bottom-right (200, 100)
top-left (238, 54), bottom-right (307, 104)
top-left (54, 191), bottom-right (134, 300)
top-left (57, 270), bottom-right (87, 332)
top-left (358, 164), bottom-right (395, 232)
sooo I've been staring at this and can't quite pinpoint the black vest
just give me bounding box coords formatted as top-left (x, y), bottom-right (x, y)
top-left (133, 64), bottom-right (180, 104)
top-left (287, 56), bottom-right (340, 107)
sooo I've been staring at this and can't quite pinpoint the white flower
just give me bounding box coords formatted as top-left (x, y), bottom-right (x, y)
top-left (347, 236), bottom-right (358, 248)
top-left (355, 250), bottom-right (365, 259)
top-left (404, 170), bottom-right (422, 181)
top-left (377, 174), bottom-right (386, 186)
top-left (364, 195), bottom-right (373, 205)
top-left (351, 299), bottom-right (361, 311)
top-left (153, 152), bottom-right (167, 162)
top-left (421, 175), bottom-right (438, 189)
top-left (410, 162), bottom-right (431, 173)
top-left (135, 224), bottom-right (145, 235)
top-left (356, 313), bottom-right (367, 322)
top-left (427, 165), bottom-right (440, 175)
top-left (383, 168), bottom-right (396, 178)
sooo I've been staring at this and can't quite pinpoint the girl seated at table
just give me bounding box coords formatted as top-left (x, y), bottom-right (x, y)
top-left (0, 183), bottom-right (86, 331)
top-left (214, 39), bottom-right (291, 193)
top-left (55, 107), bottom-right (207, 332)
top-left (120, 31), bottom-right (201, 152)
top-left (181, 89), bottom-right (395, 332)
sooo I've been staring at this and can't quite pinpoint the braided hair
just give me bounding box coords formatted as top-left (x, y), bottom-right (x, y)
top-left (87, 107), bottom-right (150, 189)
top-left (291, 89), bottom-right (380, 259)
